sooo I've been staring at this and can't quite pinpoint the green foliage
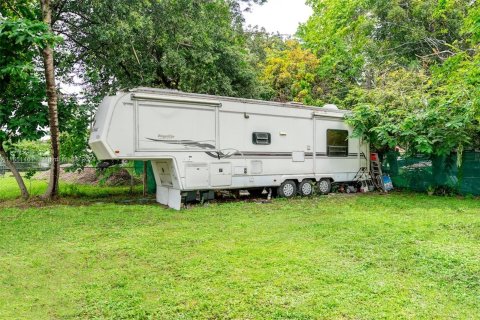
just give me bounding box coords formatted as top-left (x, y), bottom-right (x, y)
top-left (23, 168), bottom-right (36, 180)
top-left (0, 17), bottom-right (56, 146)
top-left (463, 3), bottom-right (480, 44)
top-left (56, 0), bottom-right (263, 98)
top-left (244, 26), bottom-right (286, 66)
top-left (260, 40), bottom-right (321, 104)
top-left (58, 98), bottom-right (96, 170)
top-left (243, 26), bottom-right (287, 99)
top-left (7, 140), bottom-right (50, 159)
top-left (299, 0), bottom-right (480, 155)
top-left (299, 0), bottom-right (374, 103)
top-left (345, 66), bottom-right (478, 156)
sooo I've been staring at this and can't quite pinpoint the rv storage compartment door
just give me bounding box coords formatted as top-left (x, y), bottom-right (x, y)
top-left (185, 163), bottom-right (209, 188)
top-left (210, 163), bottom-right (232, 187)
top-left (292, 151), bottom-right (305, 162)
top-left (135, 100), bottom-right (217, 152)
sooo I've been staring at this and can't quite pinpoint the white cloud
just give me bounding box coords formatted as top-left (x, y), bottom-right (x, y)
top-left (243, 0), bottom-right (313, 36)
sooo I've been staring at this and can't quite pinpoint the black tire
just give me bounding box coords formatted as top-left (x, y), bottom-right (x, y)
top-left (298, 180), bottom-right (314, 196)
top-left (277, 180), bottom-right (297, 198)
top-left (317, 178), bottom-right (332, 195)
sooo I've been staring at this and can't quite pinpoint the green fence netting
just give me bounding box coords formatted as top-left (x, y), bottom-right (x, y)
top-left (134, 161), bottom-right (156, 194)
top-left (382, 151), bottom-right (480, 195)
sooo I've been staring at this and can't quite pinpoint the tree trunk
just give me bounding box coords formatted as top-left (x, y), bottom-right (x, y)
top-left (41, 0), bottom-right (60, 199)
top-left (0, 143), bottom-right (29, 200)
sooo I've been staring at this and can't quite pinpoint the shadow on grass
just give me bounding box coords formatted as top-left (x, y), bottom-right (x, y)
top-left (0, 176), bottom-right (157, 209)
top-left (2, 176), bottom-right (477, 211)
top-left (0, 193), bottom-right (159, 210)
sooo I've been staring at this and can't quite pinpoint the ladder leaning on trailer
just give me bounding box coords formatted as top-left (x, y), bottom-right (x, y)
top-left (370, 153), bottom-right (386, 192)
top-left (352, 153), bottom-right (387, 192)
top-left (352, 166), bottom-right (374, 192)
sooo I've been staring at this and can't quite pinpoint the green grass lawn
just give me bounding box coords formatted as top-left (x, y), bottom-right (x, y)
top-left (0, 175), bottom-right (142, 202)
top-left (1, 177), bottom-right (480, 319)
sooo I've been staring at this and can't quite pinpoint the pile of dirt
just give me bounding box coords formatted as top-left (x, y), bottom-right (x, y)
top-left (34, 166), bottom-right (141, 186)
top-left (76, 168), bottom-right (98, 184)
top-left (104, 168), bottom-right (139, 186)
top-left (34, 166), bottom-right (97, 184)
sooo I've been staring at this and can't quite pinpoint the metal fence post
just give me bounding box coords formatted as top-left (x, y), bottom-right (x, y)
top-left (143, 161), bottom-right (147, 196)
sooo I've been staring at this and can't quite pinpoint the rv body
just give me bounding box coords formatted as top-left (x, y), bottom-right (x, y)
top-left (89, 88), bottom-right (369, 209)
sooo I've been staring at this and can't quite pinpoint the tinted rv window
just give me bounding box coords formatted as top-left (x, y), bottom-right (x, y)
top-left (252, 132), bottom-right (271, 145)
top-left (327, 129), bottom-right (348, 157)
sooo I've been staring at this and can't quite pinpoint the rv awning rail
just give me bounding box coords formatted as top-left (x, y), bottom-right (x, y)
top-left (131, 93), bottom-right (222, 107)
top-left (312, 111), bottom-right (346, 119)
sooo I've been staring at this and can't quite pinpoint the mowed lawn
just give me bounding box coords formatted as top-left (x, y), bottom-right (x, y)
top-left (1, 178), bottom-right (480, 319)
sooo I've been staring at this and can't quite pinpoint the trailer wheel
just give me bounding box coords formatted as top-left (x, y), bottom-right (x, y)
top-left (317, 179), bottom-right (332, 195)
top-left (298, 180), bottom-right (314, 196)
top-left (277, 180), bottom-right (297, 198)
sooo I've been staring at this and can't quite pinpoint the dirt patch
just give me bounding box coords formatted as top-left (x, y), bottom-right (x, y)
top-left (34, 167), bottom-right (141, 186)
top-left (104, 168), bottom-right (138, 186)
top-left (34, 167), bottom-right (99, 184)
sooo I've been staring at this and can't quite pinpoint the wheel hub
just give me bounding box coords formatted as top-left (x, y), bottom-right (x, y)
top-left (319, 181), bottom-right (329, 193)
top-left (302, 183), bottom-right (312, 195)
top-left (283, 184), bottom-right (294, 197)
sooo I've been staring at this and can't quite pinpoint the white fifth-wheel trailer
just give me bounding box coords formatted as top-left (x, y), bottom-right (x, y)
top-left (89, 87), bottom-right (370, 209)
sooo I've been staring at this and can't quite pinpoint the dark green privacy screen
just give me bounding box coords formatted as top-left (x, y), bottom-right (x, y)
top-left (134, 161), bottom-right (156, 194)
top-left (382, 151), bottom-right (480, 195)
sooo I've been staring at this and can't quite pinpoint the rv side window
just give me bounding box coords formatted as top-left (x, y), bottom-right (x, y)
top-left (327, 129), bottom-right (348, 157)
top-left (252, 132), bottom-right (271, 145)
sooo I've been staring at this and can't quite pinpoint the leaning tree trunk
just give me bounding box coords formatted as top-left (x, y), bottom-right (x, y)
top-left (40, 0), bottom-right (60, 199)
top-left (0, 143), bottom-right (29, 200)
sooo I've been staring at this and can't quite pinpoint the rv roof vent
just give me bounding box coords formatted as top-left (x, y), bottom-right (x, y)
top-left (323, 104), bottom-right (339, 110)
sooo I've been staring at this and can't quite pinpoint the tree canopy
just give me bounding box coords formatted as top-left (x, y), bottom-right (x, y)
top-left (0, 17), bottom-right (55, 146)
top-left (1, 0), bottom-right (479, 199)
top-left (0, 14), bottom-right (58, 198)
top-left (291, 0), bottom-right (480, 156)
top-left (52, 0), bottom-right (266, 98)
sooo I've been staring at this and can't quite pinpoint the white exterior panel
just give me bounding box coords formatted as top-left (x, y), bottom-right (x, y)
top-left (136, 101), bottom-right (217, 152)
